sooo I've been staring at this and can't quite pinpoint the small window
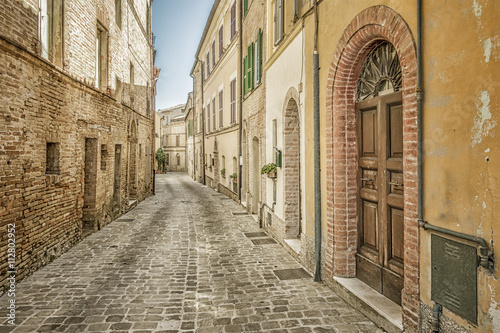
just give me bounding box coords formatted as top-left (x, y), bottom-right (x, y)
top-left (101, 144), bottom-right (107, 170)
top-left (177, 154), bottom-right (181, 166)
top-left (176, 135), bottom-right (180, 147)
top-left (46, 142), bottom-right (60, 174)
top-left (207, 103), bottom-right (211, 133)
top-left (212, 40), bottom-right (216, 69)
top-left (96, 23), bottom-right (108, 90)
top-left (206, 52), bottom-right (210, 76)
top-left (274, 0), bottom-right (284, 45)
top-left (230, 2), bottom-right (237, 40)
top-left (219, 90), bottom-right (223, 128)
top-left (212, 97), bottom-right (216, 130)
top-left (115, 0), bottom-right (122, 29)
top-left (218, 25), bottom-right (224, 59)
top-left (230, 79), bottom-right (236, 124)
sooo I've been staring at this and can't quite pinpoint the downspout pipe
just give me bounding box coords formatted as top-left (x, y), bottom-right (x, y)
top-left (238, 0), bottom-right (243, 202)
top-left (417, 0), bottom-right (423, 227)
top-left (432, 303), bottom-right (442, 333)
top-left (313, 0), bottom-right (321, 282)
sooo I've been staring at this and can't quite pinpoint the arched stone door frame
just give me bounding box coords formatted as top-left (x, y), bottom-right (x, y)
top-left (324, 6), bottom-right (419, 330)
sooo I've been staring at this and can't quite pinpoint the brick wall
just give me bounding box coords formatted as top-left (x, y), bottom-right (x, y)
top-left (0, 0), bottom-right (154, 293)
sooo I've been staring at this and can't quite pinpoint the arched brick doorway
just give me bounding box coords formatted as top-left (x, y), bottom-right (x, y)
top-left (324, 6), bottom-right (419, 330)
top-left (283, 94), bottom-right (301, 239)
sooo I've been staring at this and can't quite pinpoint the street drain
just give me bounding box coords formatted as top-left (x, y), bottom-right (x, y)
top-left (274, 268), bottom-right (311, 280)
top-left (116, 219), bottom-right (134, 222)
top-left (244, 232), bottom-right (268, 238)
top-left (232, 211), bottom-right (249, 216)
top-left (251, 238), bottom-right (277, 245)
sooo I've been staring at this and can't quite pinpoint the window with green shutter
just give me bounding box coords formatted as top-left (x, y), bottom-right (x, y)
top-left (243, 0), bottom-right (248, 17)
top-left (243, 56), bottom-right (247, 97)
top-left (247, 43), bottom-right (254, 91)
top-left (256, 29), bottom-right (262, 84)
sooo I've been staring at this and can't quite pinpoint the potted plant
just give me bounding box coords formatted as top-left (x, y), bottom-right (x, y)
top-left (230, 172), bottom-right (237, 183)
top-left (221, 168), bottom-right (226, 177)
top-left (261, 163), bottom-right (277, 179)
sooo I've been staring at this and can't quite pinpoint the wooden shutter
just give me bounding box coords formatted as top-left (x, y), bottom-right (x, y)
top-left (256, 29), bottom-right (262, 84)
top-left (219, 90), bottom-right (223, 128)
top-left (212, 97), bottom-right (216, 130)
top-left (248, 43), bottom-right (254, 91)
top-left (201, 62), bottom-right (205, 83)
top-left (244, 0), bottom-right (248, 17)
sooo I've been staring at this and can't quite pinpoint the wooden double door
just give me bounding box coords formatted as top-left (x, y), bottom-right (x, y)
top-left (356, 91), bottom-right (404, 305)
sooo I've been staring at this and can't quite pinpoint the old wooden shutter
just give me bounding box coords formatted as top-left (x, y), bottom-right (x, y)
top-left (274, 0), bottom-right (283, 45)
top-left (248, 43), bottom-right (254, 91)
top-left (244, 0), bottom-right (248, 17)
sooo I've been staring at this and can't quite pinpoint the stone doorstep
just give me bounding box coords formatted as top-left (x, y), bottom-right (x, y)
top-left (284, 238), bottom-right (301, 254)
top-left (333, 277), bottom-right (403, 333)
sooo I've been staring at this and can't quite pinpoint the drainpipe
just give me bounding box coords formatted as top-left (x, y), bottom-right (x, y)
top-left (199, 60), bottom-right (206, 185)
top-left (432, 303), bottom-right (442, 332)
top-left (313, 0), bottom-right (321, 282)
top-left (238, 0), bottom-right (243, 201)
top-left (417, 0), bottom-right (423, 229)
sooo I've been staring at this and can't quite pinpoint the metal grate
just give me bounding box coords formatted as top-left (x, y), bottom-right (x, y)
top-left (232, 211), bottom-right (249, 216)
top-left (116, 219), bottom-right (134, 222)
top-left (274, 268), bottom-right (311, 280)
top-left (251, 238), bottom-right (277, 245)
top-left (244, 232), bottom-right (268, 238)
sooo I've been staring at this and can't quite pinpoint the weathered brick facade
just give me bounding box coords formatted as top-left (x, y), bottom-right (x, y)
top-left (0, 0), bottom-right (154, 292)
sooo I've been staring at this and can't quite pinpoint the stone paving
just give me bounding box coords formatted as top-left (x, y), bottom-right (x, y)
top-left (0, 173), bottom-right (384, 332)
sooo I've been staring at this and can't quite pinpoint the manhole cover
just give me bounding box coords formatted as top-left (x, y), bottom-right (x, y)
top-left (116, 219), bottom-right (134, 222)
top-left (274, 268), bottom-right (311, 280)
top-left (244, 232), bottom-right (268, 238)
top-left (251, 238), bottom-right (277, 245)
top-left (232, 211), bottom-right (249, 216)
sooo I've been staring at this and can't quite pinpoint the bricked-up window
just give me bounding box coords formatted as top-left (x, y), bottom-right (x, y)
top-left (207, 103), bottom-right (210, 133)
top-left (230, 79), bottom-right (236, 124)
top-left (101, 144), bottom-right (107, 170)
top-left (39, 0), bottom-right (63, 65)
top-left (115, 0), bottom-right (122, 29)
top-left (96, 22), bottom-right (108, 90)
top-left (212, 97), bottom-right (216, 130)
top-left (218, 25), bottom-right (224, 59)
top-left (230, 2), bottom-right (236, 40)
top-left (212, 41), bottom-right (216, 69)
top-left (274, 0), bottom-right (284, 45)
top-left (46, 142), bottom-right (60, 174)
top-left (219, 90), bottom-right (223, 128)
top-left (177, 154), bottom-right (181, 166)
top-left (176, 135), bottom-right (180, 147)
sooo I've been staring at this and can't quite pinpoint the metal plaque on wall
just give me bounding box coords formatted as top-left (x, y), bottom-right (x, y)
top-left (431, 234), bottom-right (478, 324)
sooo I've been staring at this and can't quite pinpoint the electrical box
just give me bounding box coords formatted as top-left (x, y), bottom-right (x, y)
top-left (431, 234), bottom-right (477, 324)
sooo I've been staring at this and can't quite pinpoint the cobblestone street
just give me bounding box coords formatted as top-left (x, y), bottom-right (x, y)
top-left (1, 173), bottom-right (383, 333)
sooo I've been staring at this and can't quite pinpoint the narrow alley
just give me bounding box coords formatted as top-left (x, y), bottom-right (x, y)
top-left (0, 174), bottom-right (383, 333)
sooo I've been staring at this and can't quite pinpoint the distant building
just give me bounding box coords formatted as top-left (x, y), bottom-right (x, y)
top-left (184, 93), bottom-right (195, 178)
top-left (159, 104), bottom-right (187, 172)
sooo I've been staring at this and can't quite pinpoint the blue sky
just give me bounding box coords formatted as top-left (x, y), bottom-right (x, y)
top-left (152, 1), bottom-right (213, 110)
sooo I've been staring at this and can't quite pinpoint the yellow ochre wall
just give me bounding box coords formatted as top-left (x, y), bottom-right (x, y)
top-left (300, 0), bottom-right (498, 331)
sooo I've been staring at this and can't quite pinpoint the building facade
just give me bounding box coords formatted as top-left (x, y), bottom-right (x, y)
top-left (0, 0), bottom-right (155, 290)
top-left (160, 105), bottom-right (187, 172)
top-left (192, 1), bottom-right (500, 332)
top-left (184, 93), bottom-right (195, 178)
top-left (193, 0), bottom-right (241, 199)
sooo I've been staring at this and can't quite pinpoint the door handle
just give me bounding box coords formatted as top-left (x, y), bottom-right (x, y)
top-left (360, 177), bottom-right (374, 182)
top-left (389, 181), bottom-right (404, 187)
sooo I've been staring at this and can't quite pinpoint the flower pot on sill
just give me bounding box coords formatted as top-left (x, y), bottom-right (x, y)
top-left (232, 178), bottom-right (237, 183)
top-left (267, 171), bottom-right (276, 179)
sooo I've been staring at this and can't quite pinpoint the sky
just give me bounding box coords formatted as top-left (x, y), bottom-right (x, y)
top-left (152, 1), bottom-right (213, 111)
